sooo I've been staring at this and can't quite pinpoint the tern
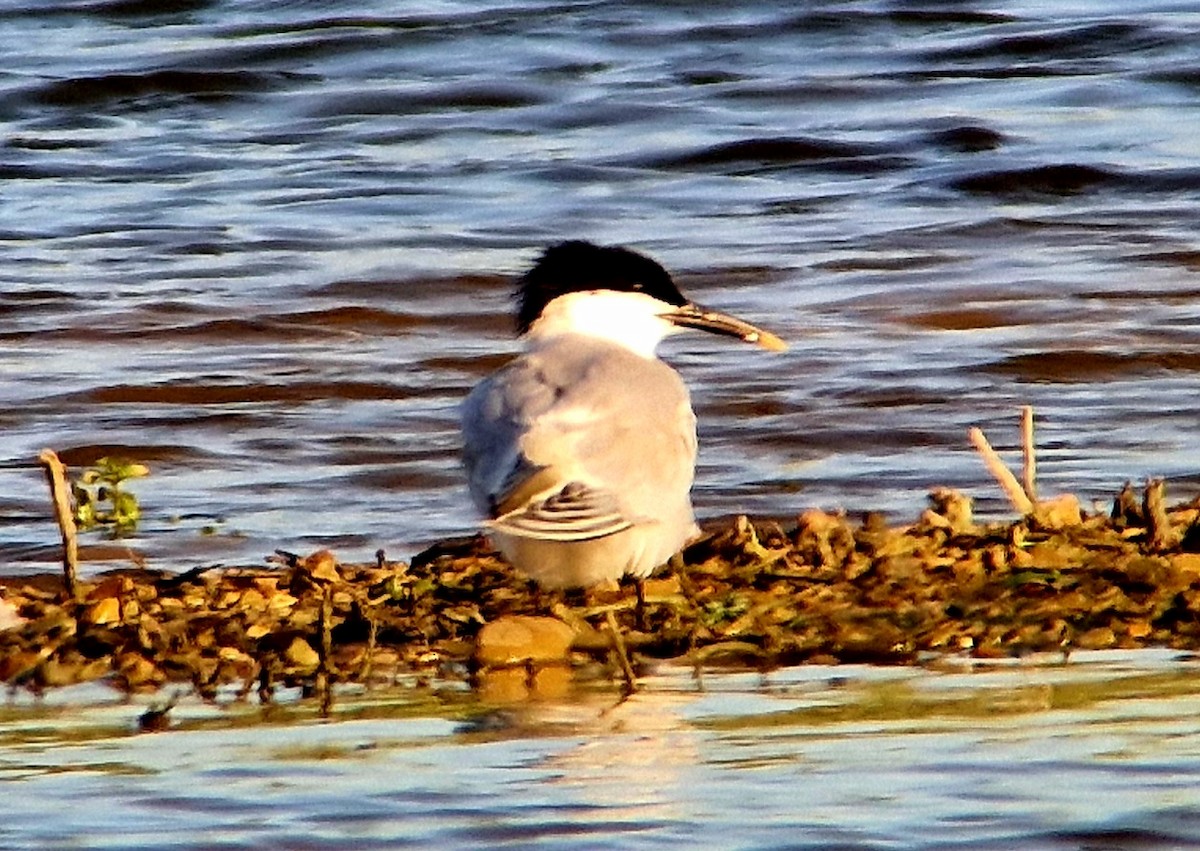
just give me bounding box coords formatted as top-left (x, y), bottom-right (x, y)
top-left (461, 240), bottom-right (786, 590)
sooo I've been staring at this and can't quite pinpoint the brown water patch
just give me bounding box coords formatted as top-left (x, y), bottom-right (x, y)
top-left (14, 543), bottom-right (147, 567)
top-left (345, 467), bottom-right (461, 491)
top-left (314, 274), bottom-right (509, 302)
top-left (422, 310), bottom-right (510, 336)
top-left (830, 387), bottom-right (957, 409)
top-left (8, 305), bottom-right (437, 345)
top-left (0, 288), bottom-right (81, 306)
top-left (701, 396), bottom-right (796, 419)
top-left (904, 307), bottom-right (1029, 331)
top-left (127, 411), bottom-right (265, 429)
top-left (1076, 286), bottom-right (1200, 303)
top-left (1124, 252), bottom-right (1200, 272)
top-left (155, 308), bottom-right (429, 341)
top-left (986, 350), bottom-right (1200, 383)
top-left (56, 444), bottom-right (202, 468)
top-left (78, 380), bottom-right (431, 406)
top-left (155, 317), bottom-right (348, 342)
top-left (421, 353), bottom-right (514, 377)
top-left (812, 252), bottom-right (960, 273)
top-left (677, 264), bottom-right (794, 294)
top-left (325, 444), bottom-right (455, 469)
top-left (278, 305), bottom-right (427, 331)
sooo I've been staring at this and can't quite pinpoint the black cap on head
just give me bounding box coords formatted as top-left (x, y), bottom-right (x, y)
top-left (515, 241), bottom-right (689, 334)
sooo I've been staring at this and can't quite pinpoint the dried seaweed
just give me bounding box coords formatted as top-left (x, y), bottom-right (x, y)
top-left (5, 480), bottom-right (1200, 704)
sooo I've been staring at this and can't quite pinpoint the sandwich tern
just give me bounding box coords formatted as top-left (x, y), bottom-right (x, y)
top-left (461, 240), bottom-right (786, 590)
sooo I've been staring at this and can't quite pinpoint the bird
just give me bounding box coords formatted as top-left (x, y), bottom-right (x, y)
top-left (460, 240), bottom-right (786, 591)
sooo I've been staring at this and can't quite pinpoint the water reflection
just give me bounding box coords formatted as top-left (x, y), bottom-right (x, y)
top-left (7, 653), bottom-right (1200, 847)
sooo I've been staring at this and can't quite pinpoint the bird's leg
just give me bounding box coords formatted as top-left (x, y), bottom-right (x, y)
top-left (669, 551), bottom-right (705, 654)
top-left (617, 574), bottom-right (648, 630)
top-left (669, 551), bottom-right (698, 604)
top-left (566, 586), bottom-right (588, 606)
top-left (604, 610), bottom-right (638, 694)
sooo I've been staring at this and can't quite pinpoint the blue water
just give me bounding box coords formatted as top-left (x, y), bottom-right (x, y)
top-left (2, 4), bottom-right (1200, 844)
top-left (2, 0), bottom-right (1199, 573)
top-left (5, 651), bottom-right (1200, 849)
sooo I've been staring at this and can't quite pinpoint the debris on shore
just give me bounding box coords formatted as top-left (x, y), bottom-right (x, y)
top-left (5, 478), bottom-right (1200, 703)
top-left (9, 409), bottom-right (1200, 704)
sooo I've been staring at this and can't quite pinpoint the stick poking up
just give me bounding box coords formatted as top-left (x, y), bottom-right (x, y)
top-left (968, 427), bottom-right (1035, 515)
top-left (969, 408), bottom-right (1081, 528)
top-left (1144, 478), bottom-right (1179, 551)
top-left (1021, 405), bottom-right (1037, 504)
top-left (38, 449), bottom-right (79, 599)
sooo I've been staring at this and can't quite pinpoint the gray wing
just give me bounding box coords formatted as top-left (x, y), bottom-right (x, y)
top-left (460, 340), bottom-right (696, 541)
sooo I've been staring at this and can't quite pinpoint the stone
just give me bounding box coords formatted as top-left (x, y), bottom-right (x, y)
top-left (85, 597), bottom-right (121, 626)
top-left (474, 615), bottom-right (575, 667)
top-left (284, 636), bottom-right (320, 671)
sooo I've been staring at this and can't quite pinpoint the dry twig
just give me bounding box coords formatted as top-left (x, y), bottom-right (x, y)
top-left (968, 427), bottom-right (1035, 515)
top-left (1144, 479), bottom-right (1179, 550)
top-left (38, 449), bottom-right (79, 598)
top-left (1021, 405), bottom-right (1038, 503)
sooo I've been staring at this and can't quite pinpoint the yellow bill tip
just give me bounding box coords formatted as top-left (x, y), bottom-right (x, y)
top-left (746, 329), bottom-right (788, 352)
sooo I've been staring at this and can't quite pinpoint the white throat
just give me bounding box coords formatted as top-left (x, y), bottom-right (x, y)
top-left (524, 290), bottom-right (681, 358)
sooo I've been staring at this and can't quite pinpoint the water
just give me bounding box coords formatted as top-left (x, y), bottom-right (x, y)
top-left (2, 3), bottom-right (1200, 845)
top-left (2, 650), bottom-right (1200, 849)
top-left (2, 0), bottom-right (1199, 572)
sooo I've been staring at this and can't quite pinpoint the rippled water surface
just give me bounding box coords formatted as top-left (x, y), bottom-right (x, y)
top-left (2, 5), bottom-right (1200, 843)
top-left (4, 651), bottom-right (1200, 849)
top-left (3, 0), bottom-right (1200, 572)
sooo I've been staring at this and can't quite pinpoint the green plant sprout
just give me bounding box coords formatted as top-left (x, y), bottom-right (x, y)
top-left (72, 456), bottom-right (149, 534)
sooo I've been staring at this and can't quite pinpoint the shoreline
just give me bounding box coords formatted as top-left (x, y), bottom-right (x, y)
top-left (4, 479), bottom-right (1200, 706)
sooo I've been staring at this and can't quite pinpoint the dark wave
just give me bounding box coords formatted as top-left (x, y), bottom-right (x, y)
top-left (30, 69), bottom-right (305, 108)
top-left (84, 0), bottom-right (215, 17)
top-left (184, 13), bottom-right (540, 72)
top-left (1122, 252), bottom-right (1200, 272)
top-left (0, 287), bottom-right (81, 305)
top-left (1146, 67), bottom-right (1200, 90)
top-left (307, 83), bottom-right (546, 118)
top-left (922, 21), bottom-right (1169, 64)
top-left (950, 164), bottom-right (1200, 197)
top-left (880, 9), bottom-right (1015, 27)
top-left (950, 164), bottom-right (1120, 196)
top-left (640, 136), bottom-right (908, 175)
top-left (644, 8), bottom-right (1014, 43)
top-left (924, 123), bottom-right (1006, 153)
